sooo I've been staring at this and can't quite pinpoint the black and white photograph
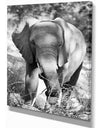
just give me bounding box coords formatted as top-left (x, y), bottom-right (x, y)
top-left (7, 1), bottom-right (92, 121)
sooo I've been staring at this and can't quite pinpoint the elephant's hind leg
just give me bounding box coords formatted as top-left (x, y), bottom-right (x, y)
top-left (63, 62), bottom-right (83, 87)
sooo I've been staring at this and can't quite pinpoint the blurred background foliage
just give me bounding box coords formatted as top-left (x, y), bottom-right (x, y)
top-left (7, 1), bottom-right (92, 57)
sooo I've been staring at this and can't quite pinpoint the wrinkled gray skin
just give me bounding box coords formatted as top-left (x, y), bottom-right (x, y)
top-left (12, 18), bottom-right (86, 106)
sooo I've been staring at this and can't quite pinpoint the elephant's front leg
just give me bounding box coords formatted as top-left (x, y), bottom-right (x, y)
top-left (25, 68), bottom-right (42, 106)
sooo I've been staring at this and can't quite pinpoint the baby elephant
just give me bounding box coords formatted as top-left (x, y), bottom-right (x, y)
top-left (12, 17), bottom-right (86, 106)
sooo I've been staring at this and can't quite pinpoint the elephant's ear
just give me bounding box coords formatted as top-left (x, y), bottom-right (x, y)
top-left (54, 18), bottom-right (70, 67)
top-left (54, 17), bottom-right (72, 50)
top-left (12, 23), bottom-right (33, 64)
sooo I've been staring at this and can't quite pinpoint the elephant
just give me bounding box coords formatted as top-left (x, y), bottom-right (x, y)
top-left (12, 17), bottom-right (86, 106)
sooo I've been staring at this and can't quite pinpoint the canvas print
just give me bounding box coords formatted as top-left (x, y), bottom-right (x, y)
top-left (7, 1), bottom-right (92, 121)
